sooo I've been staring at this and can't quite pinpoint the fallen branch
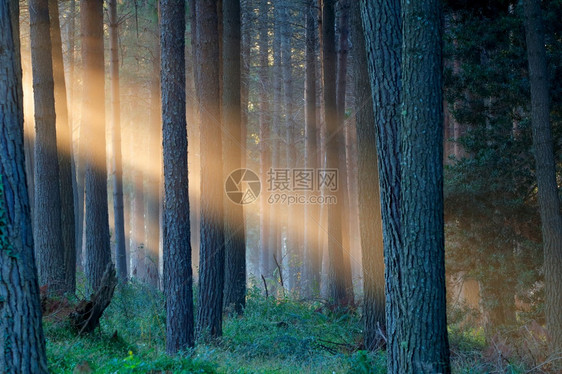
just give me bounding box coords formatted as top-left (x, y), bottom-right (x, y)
top-left (70, 263), bottom-right (117, 334)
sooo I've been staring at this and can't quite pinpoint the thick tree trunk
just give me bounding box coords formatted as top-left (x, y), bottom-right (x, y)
top-left (398, 0), bottom-right (450, 371)
top-left (160, 0), bottom-right (195, 353)
top-left (351, 0), bottom-right (385, 350)
top-left (196, 0), bottom-right (225, 340)
top-left (29, 0), bottom-right (66, 296)
top-left (223, 0), bottom-right (246, 315)
top-left (81, 0), bottom-right (112, 293)
top-left (0, 1), bottom-right (49, 370)
top-left (109, 0), bottom-right (127, 284)
top-left (360, 0), bottom-right (403, 368)
top-left (49, 0), bottom-right (76, 294)
top-left (523, 0), bottom-right (562, 350)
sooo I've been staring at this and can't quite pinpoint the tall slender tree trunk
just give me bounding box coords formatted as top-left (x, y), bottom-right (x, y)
top-left (303, 0), bottom-right (320, 298)
top-left (335, 0), bottom-right (354, 303)
top-left (109, 0), bottom-right (127, 283)
top-left (267, 0), bottom-right (282, 293)
top-left (523, 0), bottom-right (562, 350)
top-left (145, 32), bottom-right (161, 288)
top-left (29, 0), bottom-right (66, 295)
top-left (258, 0), bottom-right (273, 281)
top-left (81, 0), bottom-right (111, 293)
top-left (352, 0), bottom-right (385, 350)
top-left (49, 0), bottom-right (76, 294)
top-left (160, 0), bottom-right (195, 353)
top-left (223, 0), bottom-right (246, 315)
top-left (132, 162), bottom-right (145, 279)
top-left (322, 0), bottom-right (348, 306)
top-left (0, 1), bottom-right (49, 370)
top-left (196, 0), bottom-right (225, 339)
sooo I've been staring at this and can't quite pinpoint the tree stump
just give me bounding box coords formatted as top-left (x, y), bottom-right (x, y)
top-left (70, 263), bottom-right (117, 334)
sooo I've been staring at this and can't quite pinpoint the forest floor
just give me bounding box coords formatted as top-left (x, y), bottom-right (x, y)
top-left (43, 279), bottom-right (549, 373)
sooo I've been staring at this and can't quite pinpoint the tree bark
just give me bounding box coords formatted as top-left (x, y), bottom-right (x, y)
top-left (0, 0), bottom-right (49, 370)
top-left (351, 0), bottom-right (385, 350)
top-left (145, 29), bottom-right (161, 288)
top-left (81, 0), bottom-right (112, 293)
top-left (196, 0), bottom-right (226, 339)
top-left (322, 0), bottom-right (348, 306)
top-left (303, 0), bottom-right (320, 297)
top-left (335, 0), bottom-right (354, 304)
top-left (399, 0), bottom-right (450, 371)
top-left (29, 0), bottom-right (66, 296)
top-left (523, 0), bottom-right (562, 350)
top-left (223, 0), bottom-right (246, 315)
top-left (160, 0), bottom-right (195, 353)
top-left (49, 0), bottom-right (76, 294)
top-left (360, 0), bottom-right (403, 367)
top-left (109, 0), bottom-right (127, 284)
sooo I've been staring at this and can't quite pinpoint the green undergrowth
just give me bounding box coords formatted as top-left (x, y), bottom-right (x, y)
top-left (45, 282), bottom-right (384, 373)
top-left (45, 281), bottom-right (537, 373)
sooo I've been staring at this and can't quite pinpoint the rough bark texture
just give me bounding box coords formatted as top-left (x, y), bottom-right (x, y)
top-left (81, 0), bottom-right (112, 293)
top-left (351, 0), bottom-right (385, 350)
top-left (360, 0), bottom-right (402, 367)
top-left (399, 0), bottom-right (451, 371)
top-left (49, 0), bottom-right (76, 294)
top-left (303, 0), bottom-right (320, 297)
top-left (29, 0), bottom-right (66, 296)
top-left (322, 0), bottom-right (348, 306)
top-left (0, 1), bottom-right (49, 370)
top-left (196, 0), bottom-right (226, 339)
top-left (222, 0), bottom-right (246, 315)
top-left (523, 0), bottom-right (562, 351)
top-left (109, 0), bottom-right (127, 283)
top-left (160, 0), bottom-right (195, 353)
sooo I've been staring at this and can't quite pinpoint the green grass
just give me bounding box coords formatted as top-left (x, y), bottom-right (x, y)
top-left (45, 282), bottom-right (385, 373)
top-left (45, 282), bottom-right (539, 373)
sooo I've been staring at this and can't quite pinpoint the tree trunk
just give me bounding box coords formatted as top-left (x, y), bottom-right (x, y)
top-left (196, 0), bottom-right (225, 340)
top-left (523, 0), bottom-right (562, 350)
top-left (29, 0), bottom-right (66, 296)
top-left (160, 0), bottom-right (195, 353)
top-left (258, 0), bottom-right (273, 282)
top-left (109, 0), bottom-right (127, 284)
top-left (0, 0), bottom-right (49, 369)
top-left (360, 0), bottom-right (403, 368)
top-left (399, 0), bottom-right (450, 371)
top-left (351, 0), bottom-right (385, 350)
top-left (81, 0), bottom-right (112, 293)
top-left (145, 31), bottom-right (161, 288)
top-left (335, 0), bottom-right (354, 304)
top-left (49, 0), bottom-right (76, 295)
top-left (303, 0), bottom-right (320, 297)
top-left (322, 0), bottom-right (348, 306)
top-left (223, 0), bottom-right (246, 315)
